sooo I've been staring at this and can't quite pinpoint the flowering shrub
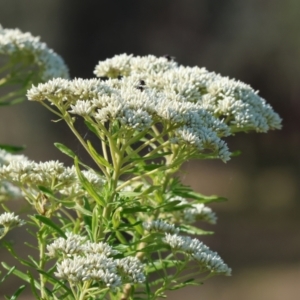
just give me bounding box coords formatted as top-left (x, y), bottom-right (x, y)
top-left (0, 25), bottom-right (281, 299)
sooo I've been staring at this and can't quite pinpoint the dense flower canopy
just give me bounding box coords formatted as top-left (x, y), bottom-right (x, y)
top-left (28, 54), bottom-right (281, 163)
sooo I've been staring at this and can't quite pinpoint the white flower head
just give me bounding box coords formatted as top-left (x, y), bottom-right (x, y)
top-left (0, 24), bottom-right (69, 81)
top-left (143, 219), bottom-right (179, 234)
top-left (116, 256), bottom-right (146, 284)
top-left (47, 232), bottom-right (86, 258)
top-left (0, 212), bottom-right (26, 228)
top-left (164, 233), bottom-right (231, 276)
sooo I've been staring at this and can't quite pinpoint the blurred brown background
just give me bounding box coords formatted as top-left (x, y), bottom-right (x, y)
top-left (0, 0), bottom-right (300, 299)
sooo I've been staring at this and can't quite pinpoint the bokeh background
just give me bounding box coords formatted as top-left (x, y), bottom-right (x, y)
top-left (0, 0), bottom-right (300, 299)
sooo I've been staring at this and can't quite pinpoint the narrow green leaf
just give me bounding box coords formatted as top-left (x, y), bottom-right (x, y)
top-left (84, 120), bottom-right (100, 137)
top-left (138, 243), bottom-right (168, 253)
top-left (92, 206), bottom-right (99, 242)
top-left (0, 144), bottom-right (25, 153)
top-left (74, 156), bottom-right (105, 207)
top-left (180, 224), bottom-right (213, 235)
top-left (27, 272), bottom-right (40, 298)
top-left (1, 262), bottom-right (40, 290)
top-left (74, 203), bottom-right (93, 216)
top-left (2, 242), bottom-right (36, 268)
top-left (8, 285), bottom-right (26, 300)
top-left (34, 215), bottom-right (66, 238)
top-left (156, 200), bottom-right (182, 211)
top-left (129, 152), bottom-right (172, 162)
top-left (0, 266), bottom-right (15, 284)
top-left (37, 270), bottom-right (72, 294)
top-left (146, 260), bottom-right (179, 273)
top-left (174, 189), bottom-right (227, 203)
top-left (54, 143), bottom-right (76, 159)
top-left (87, 140), bottom-right (112, 169)
top-left (122, 206), bottom-right (152, 214)
top-left (82, 197), bottom-right (92, 228)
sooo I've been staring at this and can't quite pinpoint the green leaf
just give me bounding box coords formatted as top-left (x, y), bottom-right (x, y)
top-left (122, 205), bottom-right (153, 214)
top-left (2, 242), bottom-right (37, 269)
top-left (37, 270), bottom-right (72, 294)
top-left (92, 206), bottom-right (100, 241)
top-left (0, 144), bottom-right (25, 153)
top-left (156, 200), bottom-right (182, 212)
top-left (129, 152), bottom-right (172, 162)
top-left (82, 197), bottom-right (92, 228)
top-left (34, 215), bottom-right (67, 238)
top-left (168, 279), bottom-right (198, 290)
top-left (146, 260), bottom-right (179, 273)
top-left (174, 188), bottom-right (227, 204)
top-left (118, 191), bottom-right (142, 198)
top-left (138, 242), bottom-right (168, 253)
top-left (0, 266), bottom-right (15, 284)
top-left (1, 262), bottom-right (40, 290)
top-left (180, 224), bottom-right (213, 235)
top-left (74, 203), bottom-right (93, 216)
top-left (27, 271), bottom-right (40, 298)
top-left (54, 143), bottom-right (76, 159)
top-left (74, 156), bottom-right (105, 207)
top-left (87, 140), bottom-right (112, 169)
top-left (84, 120), bottom-right (100, 137)
top-left (7, 285), bottom-right (26, 300)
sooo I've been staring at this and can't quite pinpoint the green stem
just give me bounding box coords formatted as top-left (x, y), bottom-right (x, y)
top-left (63, 113), bottom-right (109, 178)
top-left (37, 224), bottom-right (47, 299)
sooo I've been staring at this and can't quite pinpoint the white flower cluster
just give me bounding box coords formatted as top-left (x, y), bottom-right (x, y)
top-left (161, 196), bottom-right (217, 225)
top-left (165, 233), bottom-right (231, 276)
top-left (47, 232), bottom-right (119, 258)
top-left (94, 54), bottom-right (177, 78)
top-left (27, 78), bottom-right (231, 161)
top-left (0, 149), bottom-right (27, 201)
top-left (48, 232), bottom-right (145, 288)
top-left (0, 149), bottom-right (28, 165)
top-left (27, 54), bottom-right (281, 162)
top-left (0, 181), bottom-right (22, 201)
top-left (0, 158), bottom-right (104, 198)
top-left (116, 256), bottom-right (146, 284)
top-left (94, 54), bottom-right (282, 133)
top-left (183, 203), bottom-right (217, 224)
top-left (0, 212), bottom-right (26, 228)
top-left (0, 24), bottom-right (69, 81)
top-left (171, 197), bottom-right (217, 224)
top-left (143, 219), bottom-right (179, 234)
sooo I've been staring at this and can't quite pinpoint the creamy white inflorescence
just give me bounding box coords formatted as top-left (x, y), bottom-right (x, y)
top-left (0, 212), bottom-right (25, 228)
top-left (0, 149), bottom-right (27, 201)
top-left (164, 233), bottom-right (231, 276)
top-left (48, 232), bottom-right (145, 287)
top-left (27, 55), bottom-right (281, 162)
top-left (94, 54), bottom-right (282, 133)
top-left (0, 158), bottom-right (104, 198)
top-left (143, 219), bottom-right (180, 234)
top-left (0, 24), bottom-right (69, 81)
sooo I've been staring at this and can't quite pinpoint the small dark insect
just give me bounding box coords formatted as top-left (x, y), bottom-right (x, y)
top-left (136, 79), bottom-right (146, 91)
top-left (117, 75), bottom-right (123, 80)
top-left (163, 54), bottom-right (176, 61)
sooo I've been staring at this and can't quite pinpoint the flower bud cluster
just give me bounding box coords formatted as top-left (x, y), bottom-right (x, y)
top-left (0, 149), bottom-right (26, 201)
top-left (0, 158), bottom-right (104, 199)
top-left (165, 233), bottom-right (231, 276)
top-left (0, 24), bottom-right (69, 81)
top-left (48, 232), bottom-right (145, 288)
top-left (0, 212), bottom-right (25, 237)
top-left (143, 219), bottom-right (179, 234)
